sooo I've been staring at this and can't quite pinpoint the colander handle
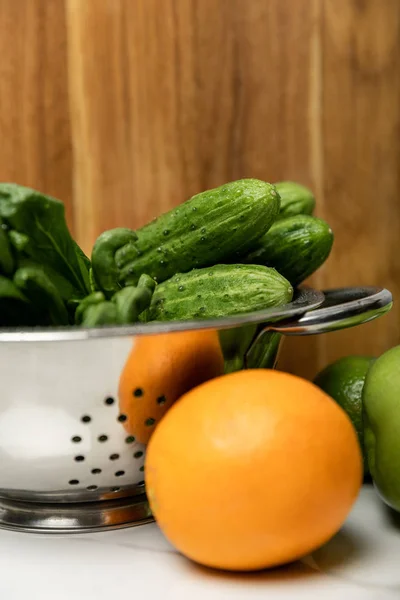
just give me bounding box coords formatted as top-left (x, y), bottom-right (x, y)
top-left (265, 286), bottom-right (393, 336)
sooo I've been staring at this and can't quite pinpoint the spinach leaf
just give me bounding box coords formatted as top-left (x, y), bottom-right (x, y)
top-left (0, 184), bottom-right (90, 298)
top-left (0, 219), bottom-right (14, 275)
top-left (16, 256), bottom-right (79, 304)
top-left (0, 275), bottom-right (37, 326)
top-left (14, 266), bottom-right (69, 326)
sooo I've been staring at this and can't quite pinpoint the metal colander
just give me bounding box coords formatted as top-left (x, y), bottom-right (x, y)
top-left (0, 286), bottom-right (392, 534)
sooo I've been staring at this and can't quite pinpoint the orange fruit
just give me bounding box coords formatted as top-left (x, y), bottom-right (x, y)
top-left (118, 330), bottom-right (224, 444)
top-left (145, 369), bottom-right (362, 571)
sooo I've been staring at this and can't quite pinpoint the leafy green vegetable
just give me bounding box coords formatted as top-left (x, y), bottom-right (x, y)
top-left (73, 240), bottom-right (92, 287)
top-left (15, 256), bottom-right (81, 305)
top-left (8, 230), bottom-right (30, 253)
top-left (245, 331), bottom-right (282, 369)
top-left (0, 183), bottom-right (90, 298)
top-left (219, 325), bottom-right (258, 373)
top-left (0, 275), bottom-right (37, 326)
top-left (220, 326), bottom-right (282, 373)
top-left (0, 219), bottom-right (14, 275)
top-left (89, 268), bottom-right (98, 293)
top-left (14, 266), bottom-right (69, 326)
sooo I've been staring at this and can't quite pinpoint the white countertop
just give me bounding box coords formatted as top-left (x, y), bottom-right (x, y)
top-left (0, 485), bottom-right (399, 600)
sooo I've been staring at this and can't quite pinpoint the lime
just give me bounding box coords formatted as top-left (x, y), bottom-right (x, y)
top-left (314, 356), bottom-right (375, 475)
top-left (363, 345), bottom-right (400, 511)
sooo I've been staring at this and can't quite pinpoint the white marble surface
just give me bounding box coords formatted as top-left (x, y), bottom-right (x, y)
top-left (0, 485), bottom-right (399, 599)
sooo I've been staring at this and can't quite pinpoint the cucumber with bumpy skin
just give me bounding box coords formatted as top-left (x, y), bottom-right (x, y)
top-left (144, 264), bottom-right (293, 322)
top-left (243, 215), bottom-right (333, 286)
top-left (115, 179), bottom-right (280, 286)
top-left (275, 181), bottom-right (315, 219)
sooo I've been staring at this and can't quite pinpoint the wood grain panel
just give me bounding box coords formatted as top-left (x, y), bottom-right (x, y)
top-left (66, 0), bottom-right (317, 247)
top-left (0, 0), bottom-right (72, 226)
top-left (311, 0), bottom-right (400, 376)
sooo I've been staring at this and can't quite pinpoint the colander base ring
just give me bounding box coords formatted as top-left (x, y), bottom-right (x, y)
top-left (0, 494), bottom-right (153, 533)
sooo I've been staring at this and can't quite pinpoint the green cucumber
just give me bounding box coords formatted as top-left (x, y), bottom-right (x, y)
top-left (275, 181), bottom-right (315, 219)
top-left (243, 215), bottom-right (333, 287)
top-left (145, 264), bottom-right (293, 322)
top-left (91, 228), bottom-right (139, 297)
top-left (115, 179), bottom-right (280, 286)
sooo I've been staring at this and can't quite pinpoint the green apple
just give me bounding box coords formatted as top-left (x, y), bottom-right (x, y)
top-left (363, 345), bottom-right (400, 511)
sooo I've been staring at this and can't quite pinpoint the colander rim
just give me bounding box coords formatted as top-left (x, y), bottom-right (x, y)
top-left (0, 287), bottom-right (325, 342)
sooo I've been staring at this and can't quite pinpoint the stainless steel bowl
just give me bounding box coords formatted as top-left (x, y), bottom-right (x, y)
top-left (0, 286), bottom-right (392, 533)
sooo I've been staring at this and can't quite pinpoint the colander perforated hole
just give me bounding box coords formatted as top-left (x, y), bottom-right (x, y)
top-left (69, 479), bottom-right (79, 485)
top-left (134, 451), bottom-right (143, 459)
top-left (87, 485), bottom-right (98, 491)
top-left (81, 415), bottom-right (91, 423)
top-left (139, 466), bottom-right (144, 472)
top-left (145, 418), bottom-right (156, 426)
top-left (98, 435), bottom-right (108, 442)
top-left (109, 453), bottom-right (120, 461)
top-left (104, 397), bottom-right (115, 405)
top-left (125, 436), bottom-right (135, 444)
top-left (71, 436), bottom-right (82, 443)
top-left (91, 468), bottom-right (102, 474)
top-left (138, 480), bottom-right (145, 486)
top-left (133, 388), bottom-right (144, 397)
top-left (74, 455), bottom-right (85, 462)
top-left (111, 487), bottom-right (120, 492)
top-left (157, 395), bottom-right (166, 405)
top-left (115, 470), bottom-right (125, 477)
top-left (118, 414), bottom-right (127, 423)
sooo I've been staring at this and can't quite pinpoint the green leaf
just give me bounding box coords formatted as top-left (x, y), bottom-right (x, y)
top-left (0, 275), bottom-right (38, 326)
top-left (89, 267), bottom-right (98, 293)
top-left (245, 331), bottom-right (282, 369)
top-left (0, 184), bottom-right (90, 297)
top-left (0, 220), bottom-right (14, 275)
top-left (219, 325), bottom-right (258, 373)
top-left (8, 230), bottom-right (30, 252)
top-left (14, 266), bottom-right (69, 326)
top-left (73, 240), bottom-right (91, 291)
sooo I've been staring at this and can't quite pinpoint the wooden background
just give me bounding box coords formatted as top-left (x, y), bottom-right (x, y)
top-left (0, 0), bottom-right (399, 378)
